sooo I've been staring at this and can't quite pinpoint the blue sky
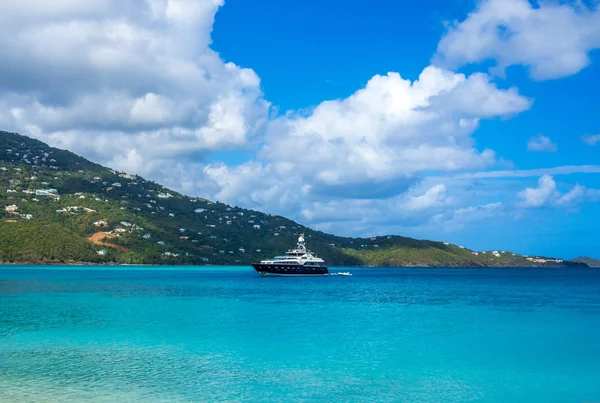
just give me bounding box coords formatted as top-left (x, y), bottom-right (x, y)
top-left (0, 0), bottom-right (599, 258)
top-left (211, 0), bottom-right (600, 257)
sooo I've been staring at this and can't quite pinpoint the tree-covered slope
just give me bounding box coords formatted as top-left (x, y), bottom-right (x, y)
top-left (0, 130), bottom-right (590, 267)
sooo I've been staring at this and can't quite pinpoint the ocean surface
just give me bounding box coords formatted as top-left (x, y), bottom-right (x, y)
top-left (1, 266), bottom-right (599, 402)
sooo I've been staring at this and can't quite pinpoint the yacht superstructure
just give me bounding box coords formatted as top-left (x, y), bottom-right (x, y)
top-left (252, 235), bottom-right (328, 276)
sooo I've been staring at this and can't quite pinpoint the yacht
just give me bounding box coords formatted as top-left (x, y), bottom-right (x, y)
top-left (252, 234), bottom-right (328, 276)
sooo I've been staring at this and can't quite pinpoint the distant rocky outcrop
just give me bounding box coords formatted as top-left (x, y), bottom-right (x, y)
top-left (571, 257), bottom-right (600, 267)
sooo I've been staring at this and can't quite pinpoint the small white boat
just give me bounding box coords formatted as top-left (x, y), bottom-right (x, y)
top-left (337, 272), bottom-right (352, 276)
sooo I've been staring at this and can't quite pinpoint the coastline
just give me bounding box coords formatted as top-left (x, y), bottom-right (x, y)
top-left (0, 262), bottom-right (592, 269)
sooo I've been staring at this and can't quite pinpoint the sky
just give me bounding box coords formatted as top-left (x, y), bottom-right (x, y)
top-left (0, 0), bottom-right (599, 258)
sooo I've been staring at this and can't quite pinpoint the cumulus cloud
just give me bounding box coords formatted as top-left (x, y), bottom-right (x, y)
top-left (403, 184), bottom-right (448, 211)
top-left (0, 0), bottom-right (270, 176)
top-left (433, 0), bottom-right (600, 80)
top-left (204, 66), bottom-right (531, 217)
top-left (582, 134), bottom-right (600, 146)
top-left (518, 175), bottom-right (599, 208)
top-left (518, 175), bottom-right (558, 207)
top-left (527, 134), bottom-right (557, 152)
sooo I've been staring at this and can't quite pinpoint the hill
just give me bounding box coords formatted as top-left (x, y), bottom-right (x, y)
top-left (0, 130), bottom-right (589, 267)
top-left (571, 257), bottom-right (600, 268)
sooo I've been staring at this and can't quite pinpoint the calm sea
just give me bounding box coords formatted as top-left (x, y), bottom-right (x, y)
top-left (1, 266), bottom-right (599, 402)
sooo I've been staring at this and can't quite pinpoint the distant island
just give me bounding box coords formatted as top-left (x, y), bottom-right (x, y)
top-left (0, 131), bottom-right (593, 268)
top-left (571, 257), bottom-right (600, 267)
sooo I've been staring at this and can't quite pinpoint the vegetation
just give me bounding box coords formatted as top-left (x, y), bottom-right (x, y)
top-left (0, 130), bottom-right (592, 267)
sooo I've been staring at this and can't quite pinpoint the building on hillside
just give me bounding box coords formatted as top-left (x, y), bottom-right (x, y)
top-left (97, 250), bottom-right (108, 256)
top-left (4, 205), bottom-right (18, 213)
top-left (35, 189), bottom-right (58, 197)
top-left (253, 224), bottom-right (261, 229)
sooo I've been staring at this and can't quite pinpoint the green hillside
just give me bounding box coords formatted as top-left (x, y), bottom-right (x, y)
top-left (0, 130), bottom-right (590, 267)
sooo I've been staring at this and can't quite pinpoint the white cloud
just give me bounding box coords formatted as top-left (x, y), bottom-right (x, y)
top-left (434, 0), bottom-right (600, 80)
top-left (403, 184), bottom-right (448, 211)
top-left (582, 134), bottom-right (600, 146)
top-left (295, 183), bottom-right (454, 235)
top-left (527, 134), bottom-right (557, 152)
top-left (454, 165), bottom-right (600, 180)
top-left (208, 66), bottom-right (529, 195)
top-left (518, 175), bottom-right (599, 208)
top-left (199, 66), bottom-right (531, 231)
top-left (556, 184), bottom-right (586, 206)
top-left (0, 0), bottom-right (270, 175)
top-left (518, 175), bottom-right (558, 207)
top-left (431, 202), bottom-right (505, 232)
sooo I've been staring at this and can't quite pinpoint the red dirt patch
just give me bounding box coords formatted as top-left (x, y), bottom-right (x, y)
top-left (88, 232), bottom-right (130, 253)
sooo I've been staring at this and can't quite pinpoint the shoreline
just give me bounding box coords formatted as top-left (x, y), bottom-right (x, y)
top-left (0, 262), bottom-right (593, 269)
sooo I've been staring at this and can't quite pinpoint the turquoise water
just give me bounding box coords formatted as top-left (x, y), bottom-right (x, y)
top-left (1, 266), bottom-right (600, 402)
